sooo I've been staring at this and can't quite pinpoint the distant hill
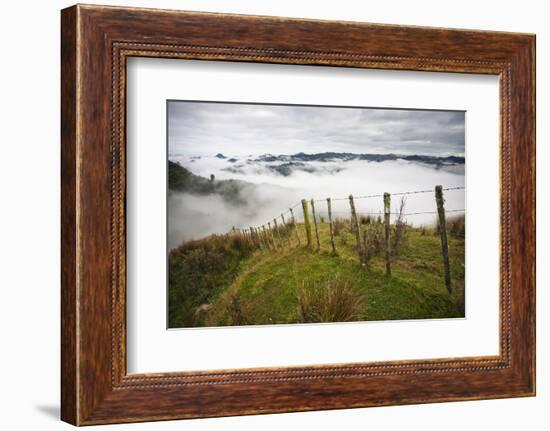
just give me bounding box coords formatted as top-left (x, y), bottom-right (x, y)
top-left (168, 160), bottom-right (256, 206)
top-left (220, 152), bottom-right (465, 177)
top-left (254, 152), bottom-right (465, 165)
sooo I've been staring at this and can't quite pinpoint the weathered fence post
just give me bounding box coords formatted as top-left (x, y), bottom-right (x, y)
top-left (289, 207), bottom-right (301, 245)
top-left (250, 227), bottom-right (258, 249)
top-left (326, 198), bottom-right (337, 254)
top-left (349, 194), bottom-right (364, 265)
top-left (281, 213), bottom-right (292, 246)
top-left (435, 185), bottom-right (452, 294)
top-left (257, 227), bottom-right (264, 249)
top-left (273, 218), bottom-right (282, 246)
top-left (250, 227), bottom-right (256, 248)
top-left (256, 227), bottom-right (266, 250)
top-left (384, 192), bottom-right (391, 275)
top-left (261, 225), bottom-right (270, 249)
top-left (310, 199), bottom-right (321, 251)
top-left (301, 199), bottom-right (313, 247)
top-left (267, 221), bottom-right (276, 247)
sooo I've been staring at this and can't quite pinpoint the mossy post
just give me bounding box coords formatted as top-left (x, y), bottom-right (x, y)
top-left (348, 194), bottom-right (363, 263)
top-left (310, 199), bottom-right (321, 251)
top-left (435, 185), bottom-right (452, 294)
top-left (384, 192), bottom-right (391, 275)
top-left (289, 208), bottom-right (301, 245)
top-left (301, 199), bottom-right (313, 247)
top-left (281, 213), bottom-right (292, 246)
top-left (326, 198), bottom-right (337, 254)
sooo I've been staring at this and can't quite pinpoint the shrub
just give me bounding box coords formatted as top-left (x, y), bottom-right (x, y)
top-left (332, 218), bottom-right (348, 236)
top-left (296, 275), bottom-right (365, 323)
top-left (359, 214), bottom-right (372, 225)
top-left (365, 223), bottom-right (384, 256)
top-left (338, 233), bottom-right (348, 246)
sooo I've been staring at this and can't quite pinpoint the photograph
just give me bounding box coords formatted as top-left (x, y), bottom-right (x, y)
top-left (167, 101), bottom-right (466, 329)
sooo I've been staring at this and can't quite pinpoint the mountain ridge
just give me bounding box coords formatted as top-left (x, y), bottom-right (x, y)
top-left (253, 152), bottom-right (464, 165)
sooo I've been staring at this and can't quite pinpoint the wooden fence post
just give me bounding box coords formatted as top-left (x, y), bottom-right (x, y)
top-left (267, 221), bottom-right (276, 247)
top-left (250, 227), bottom-right (258, 249)
top-left (289, 208), bottom-right (301, 245)
top-left (326, 198), bottom-right (337, 254)
top-left (261, 225), bottom-right (270, 249)
top-left (349, 194), bottom-right (364, 265)
top-left (384, 192), bottom-right (391, 275)
top-left (435, 185), bottom-right (452, 294)
top-left (310, 199), bottom-right (321, 251)
top-left (281, 213), bottom-right (292, 246)
top-left (273, 218), bottom-right (281, 246)
top-left (255, 227), bottom-right (266, 250)
top-left (301, 199), bottom-right (313, 247)
top-left (251, 228), bottom-right (257, 248)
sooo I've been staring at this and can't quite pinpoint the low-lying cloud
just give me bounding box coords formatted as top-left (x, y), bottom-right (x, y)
top-left (168, 158), bottom-right (465, 249)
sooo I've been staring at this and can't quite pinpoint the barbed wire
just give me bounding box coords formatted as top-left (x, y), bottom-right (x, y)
top-left (403, 209), bottom-right (465, 216)
top-left (318, 185), bottom-right (465, 202)
top-left (237, 186), bottom-right (465, 231)
top-left (320, 209), bottom-right (465, 217)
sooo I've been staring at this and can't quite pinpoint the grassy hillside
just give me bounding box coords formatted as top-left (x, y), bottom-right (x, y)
top-left (168, 160), bottom-right (255, 205)
top-left (168, 218), bottom-right (465, 328)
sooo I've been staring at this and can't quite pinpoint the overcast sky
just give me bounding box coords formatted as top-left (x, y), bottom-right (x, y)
top-left (168, 101), bottom-right (465, 157)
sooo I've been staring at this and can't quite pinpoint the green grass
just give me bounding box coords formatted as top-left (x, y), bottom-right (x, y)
top-left (169, 221), bottom-right (465, 328)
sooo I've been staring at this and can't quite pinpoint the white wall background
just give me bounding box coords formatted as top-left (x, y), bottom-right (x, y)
top-left (0, 0), bottom-right (545, 429)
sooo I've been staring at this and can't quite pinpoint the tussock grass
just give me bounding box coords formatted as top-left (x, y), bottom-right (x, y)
top-left (296, 275), bottom-right (365, 323)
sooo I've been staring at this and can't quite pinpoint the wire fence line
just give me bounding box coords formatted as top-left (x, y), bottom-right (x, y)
top-left (316, 185), bottom-right (465, 202)
top-left (327, 209), bottom-right (465, 217)
top-left (236, 186), bottom-right (465, 231)
top-left (230, 184), bottom-right (463, 296)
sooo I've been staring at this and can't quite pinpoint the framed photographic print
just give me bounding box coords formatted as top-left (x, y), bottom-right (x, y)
top-left (164, 100), bottom-right (467, 330)
top-left (61, 4), bottom-right (535, 425)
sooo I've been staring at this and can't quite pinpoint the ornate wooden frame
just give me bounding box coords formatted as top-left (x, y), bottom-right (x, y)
top-left (61, 4), bottom-right (535, 425)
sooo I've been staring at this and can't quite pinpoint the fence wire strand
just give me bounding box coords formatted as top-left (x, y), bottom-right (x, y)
top-left (237, 186), bottom-right (465, 230)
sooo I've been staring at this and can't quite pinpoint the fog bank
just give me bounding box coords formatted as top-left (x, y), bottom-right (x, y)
top-left (168, 156), bottom-right (465, 250)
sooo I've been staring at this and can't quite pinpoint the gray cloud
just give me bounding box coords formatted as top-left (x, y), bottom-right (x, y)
top-left (168, 101), bottom-right (465, 157)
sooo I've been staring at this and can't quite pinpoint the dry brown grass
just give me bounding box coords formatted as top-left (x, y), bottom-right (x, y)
top-left (447, 214), bottom-right (465, 238)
